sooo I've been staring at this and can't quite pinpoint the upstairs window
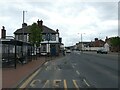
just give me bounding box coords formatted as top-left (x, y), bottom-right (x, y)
top-left (51, 34), bottom-right (56, 41)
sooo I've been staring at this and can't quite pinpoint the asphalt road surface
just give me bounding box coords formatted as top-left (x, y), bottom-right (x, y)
top-left (19, 51), bottom-right (119, 89)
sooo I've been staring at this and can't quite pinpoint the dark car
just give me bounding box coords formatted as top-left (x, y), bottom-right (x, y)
top-left (97, 48), bottom-right (108, 54)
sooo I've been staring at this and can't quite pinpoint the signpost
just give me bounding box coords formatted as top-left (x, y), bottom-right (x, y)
top-left (46, 33), bottom-right (50, 57)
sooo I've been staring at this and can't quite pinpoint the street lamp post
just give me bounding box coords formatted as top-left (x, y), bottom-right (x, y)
top-left (78, 33), bottom-right (85, 52)
top-left (81, 34), bottom-right (83, 52)
top-left (46, 33), bottom-right (50, 57)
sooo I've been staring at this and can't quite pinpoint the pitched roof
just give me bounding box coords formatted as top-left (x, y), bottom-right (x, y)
top-left (14, 25), bottom-right (57, 34)
top-left (14, 26), bottom-right (30, 34)
top-left (42, 25), bottom-right (57, 34)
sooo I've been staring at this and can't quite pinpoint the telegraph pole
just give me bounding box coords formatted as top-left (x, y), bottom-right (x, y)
top-left (22, 11), bottom-right (27, 41)
top-left (81, 34), bottom-right (82, 52)
top-left (23, 11), bottom-right (25, 23)
top-left (23, 11), bottom-right (27, 23)
top-left (22, 11), bottom-right (27, 61)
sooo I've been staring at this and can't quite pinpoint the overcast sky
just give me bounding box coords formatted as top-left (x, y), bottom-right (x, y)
top-left (0, 0), bottom-right (119, 46)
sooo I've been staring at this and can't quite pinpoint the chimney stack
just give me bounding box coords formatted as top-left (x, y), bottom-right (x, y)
top-left (1, 26), bottom-right (6, 39)
top-left (22, 23), bottom-right (27, 28)
top-left (95, 38), bottom-right (98, 41)
top-left (37, 19), bottom-right (43, 27)
top-left (56, 29), bottom-right (59, 33)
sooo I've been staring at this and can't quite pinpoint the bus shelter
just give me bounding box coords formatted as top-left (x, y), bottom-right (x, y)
top-left (0, 39), bottom-right (33, 69)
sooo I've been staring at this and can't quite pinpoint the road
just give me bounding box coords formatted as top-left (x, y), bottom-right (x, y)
top-left (19, 51), bottom-right (119, 89)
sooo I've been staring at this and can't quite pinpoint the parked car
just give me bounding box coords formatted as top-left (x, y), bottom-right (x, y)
top-left (97, 48), bottom-right (108, 54)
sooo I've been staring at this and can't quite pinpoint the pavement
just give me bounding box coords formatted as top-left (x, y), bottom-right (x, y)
top-left (2, 53), bottom-right (63, 89)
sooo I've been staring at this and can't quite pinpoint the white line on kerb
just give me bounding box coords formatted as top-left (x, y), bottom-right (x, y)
top-left (83, 79), bottom-right (90, 87)
top-left (76, 70), bottom-right (80, 75)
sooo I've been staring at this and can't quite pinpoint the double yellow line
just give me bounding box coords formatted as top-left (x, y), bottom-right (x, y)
top-left (64, 80), bottom-right (79, 90)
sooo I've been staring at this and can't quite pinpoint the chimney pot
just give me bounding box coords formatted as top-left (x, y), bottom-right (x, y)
top-left (56, 29), bottom-right (59, 33)
top-left (1, 26), bottom-right (6, 39)
top-left (95, 38), bottom-right (98, 41)
top-left (22, 23), bottom-right (27, 28)
top-left (37, 19), bottom-right (43, 27)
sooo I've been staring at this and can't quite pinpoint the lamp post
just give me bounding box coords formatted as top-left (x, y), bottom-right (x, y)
top-left (78, 33), bottom-right (85, 52)
top-left (46, 33), bottom-right (50, 57)
top-left (81, 34), bottom-right (83, 52)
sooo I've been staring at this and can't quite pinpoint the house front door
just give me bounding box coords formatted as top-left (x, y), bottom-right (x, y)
top-left (50, 44), bottom-right (56, 56)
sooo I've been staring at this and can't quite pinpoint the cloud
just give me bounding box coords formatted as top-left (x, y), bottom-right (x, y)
top-left (0, 0), bottom-right (118, 46)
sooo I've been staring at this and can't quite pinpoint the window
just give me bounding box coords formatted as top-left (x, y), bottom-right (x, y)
top-left (51, 34), bottom-right (56, 41)
top-left (42, 34), bottom-right (56, 41)
top-left (41, 44), bottom-right (46, 52)
top-left (42, 34), bottom-right (46, 41)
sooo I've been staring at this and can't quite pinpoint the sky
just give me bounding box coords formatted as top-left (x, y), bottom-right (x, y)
top-left (0, 0), bottom-right (119, 46)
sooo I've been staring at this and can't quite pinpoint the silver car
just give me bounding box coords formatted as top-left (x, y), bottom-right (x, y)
top-left (97, 48), bottom-right (108, 54)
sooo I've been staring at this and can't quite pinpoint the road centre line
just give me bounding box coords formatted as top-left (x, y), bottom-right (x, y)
top-left (73, 80), bottom-right (79, 90)
top-left (19, 68), bottom-right (41, 88)
top-left (72, 65), bottom-right (75, 68)
top-left (76, 70), bottom-right (80, 75)
top-left (64, 80), bottom-right (67, 90)
top-left (83, 79), bottom-right (90, 87)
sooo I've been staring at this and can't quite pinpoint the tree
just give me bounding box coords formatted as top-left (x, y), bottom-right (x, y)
top-left (110, 36), bottom-right (120, 52)
top-left (29, 23), bottom-right (42, 47)
top-left (110, 36), bottom-right (120, 46)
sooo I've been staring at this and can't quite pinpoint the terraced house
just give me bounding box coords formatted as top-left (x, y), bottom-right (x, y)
top-left (14, 20), bottom-right (62, 56)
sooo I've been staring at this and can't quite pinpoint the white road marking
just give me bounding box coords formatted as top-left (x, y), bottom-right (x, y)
top-left (42, 80), bottom-right (49, 88)
top-left (72, 65), bottom-right (75, 68)
top-left (19, 68), bottom-right (41, 88)
top-left (83, 79), bottom-right (90, 87)
top-left (76, 70), bottom-right (80, 75)
top-left (44, 62), bottom-right (48, 66)
top-left (58, 68), bottom-right (61, 70)
top-left (73, 80), bottom-right (80, 90)
top-left (53, 80), bottom-right (62, 87)
top-left (30, 79), bottom-right (41, 87)
top-left (45, 66), bottom-right (48, 70)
